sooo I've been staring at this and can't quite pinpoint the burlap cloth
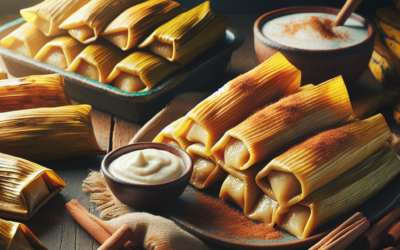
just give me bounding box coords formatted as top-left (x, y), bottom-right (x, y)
top-left (82, 171), bottom-right (211, 250)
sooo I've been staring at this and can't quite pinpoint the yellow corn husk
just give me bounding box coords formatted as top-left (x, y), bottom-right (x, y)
top-left (34, 36), bottom-right (86, 69)
top-left (153, 117), bottom-right (194, 150)
top-left (187, 143), bottom-right (227, 189)
top-left (0, 74), bottom-right (71, 113)
top-left (0, 152), bottom-right (65, 220)
top-left (0, 105), bottom-right (106, 162)
top-left (106, 51), bottom-right (182, 91)
top-left (101, 0), bottom-right (185, 51)
top-left (59, 0), bottom-right (145, 44)
top-left (0, 218), bottom-right (47, 250)
top-left (0, 22), bottom-right (53, 58)
top-left (297, 84), bottom-right (314, 92)
top-left (173, 52), bottom-right (301, 155)
top-left (275, 144), bottom-right (400, 239)
top-left (256, 114), bottom-right (391, 208)
top-left (212, 76), bottom-right (352, 171)
top-left (67, 44), bottom-right (126, 83)
top-left (20, 0), bottom-right (91, 37)
top-left (0, 66), bottom-right (7, 80)
top-left (139, 1), bottom-right (227, 65)
top-left (376, 7), bottom-right (400, 45)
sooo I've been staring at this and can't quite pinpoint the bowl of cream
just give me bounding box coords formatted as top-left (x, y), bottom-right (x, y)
top-left (254, 6), bottom-right (375, 85)
top-left (101, 142), bottom-right (193, 210)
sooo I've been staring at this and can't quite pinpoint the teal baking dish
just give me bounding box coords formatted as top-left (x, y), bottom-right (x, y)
top-left (0, 18), bottom-right (243, 123)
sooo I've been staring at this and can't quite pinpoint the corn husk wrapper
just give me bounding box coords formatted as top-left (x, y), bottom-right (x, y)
top-left (106, 51), bottom-right (182, 90)
top-left (0, 22), bottom-right (53, 58)
top-left (101, 0), bottom-right (185, 50)
top-left (139, 1), bottom-right (227, 65)
top-left (212, 76), bottom-right (352, 170)
top-left (20, 0), bottom-right (90, 36)
top-left (256, 114), bottom-right (392, 208)
top-left (187, 143), bottom-right (227, 189)
top-left (34, 36), bottom-right (86, 69)
top-left (0, 66), bottom-right (7, 80)
top-left (59, 0), bottom-right (146, 44)
top-left (0, 74), bottom-right (71, 113)
top-left (153, 117), bottom-right (194, 150)
top-left (0, 218), bottom-right (47, 250)
top-left (0, 105), bottom-right (106, 162)
top-left (67, 44), bottom-right (126, 83)
top-left (275, 144), bottom-right (400, 239)
top-left (173, 52), bottom-right (301, 155)
top-left (0, 152), bottom-right (65, 220)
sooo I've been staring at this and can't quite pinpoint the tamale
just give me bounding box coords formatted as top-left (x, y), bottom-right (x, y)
top-left (139, 1), bottom-right (227, 65)
top-left (153, 117), bottom-right (193, 150)
top-left (0, 22), bottom-right (53, 58)
top-left (59, 0), bottom-right (146, 44)
top-left (0, 74), bottom-right (71, 113)
top-left (34, 36), bottom-right (85, 69)
top-left (67, 44), bottom-right (126, 83)
top-left (0, 152), bottom-right (65, 220)
top-left (106, 51), bottom-right (182, 92)
top-left (0, 219), bottom-right (47, 250)
top-left (20, 0), bottom-right (90, 36)
top-left (0, 105), bottom-right (106, 162)
top-left (0, 66), bottom-right (7, 80)
top-left (173, 52), bottom-right (301, 155)
top-left (246, 194), bottom-right (281, 225)
top-left (275, 144), bottom-right (400, 239)
top-left (211, 76), bottom-right (352, 170)
top-left (187, 143), bottom-right (227, 189)
top-left (256, 114), bottom-right (391, 208)
top-left (101, 0), bottom-right (185, 51)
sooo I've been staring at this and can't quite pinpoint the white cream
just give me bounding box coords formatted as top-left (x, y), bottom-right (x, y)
top-left (109, 149), bottom-right (184, 184)
top-left (262, 13), bottom-right (368, 50)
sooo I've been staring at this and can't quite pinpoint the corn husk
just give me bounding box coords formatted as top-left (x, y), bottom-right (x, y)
top-left (0, 105), bottom-right (106, 162)
top-left (0, 22), bottom-right (53, 58)
top-left (101, 0), bottom-right (185, 50)
top-left (139, 1), bottom-right (227, 65)
top-left (20, 0), bottom-right (90, 36)
top-left (67, 44), bottom-right (126, 83)
top-left (212, 76), bottom-right (352, 170)
top-left (0, 152), bottom-right (65, 220)
top-left (275, 144), bottom-right (400, 239)
top-left (0, 218), bottom-right (47, 250)
top-left (0, 66), bottom-right (7, 80)
top-left (256, 114), bottom-right (392, 208)
top-left (153, 117), bottom-right (193, 150)
top-left (0, 74), bottom-right (71, 113)
top-left (106, 51), bottom-right (182, 91)
top-left (34, 36), bottom-right (86, 69)
top-left (59, 0), bottom-right (146, 44)
top-left (173, 52), bottom-right (301, 155)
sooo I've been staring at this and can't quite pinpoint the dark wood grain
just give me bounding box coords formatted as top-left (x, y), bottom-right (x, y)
top-left (112, 117), bottom-right (141, 150)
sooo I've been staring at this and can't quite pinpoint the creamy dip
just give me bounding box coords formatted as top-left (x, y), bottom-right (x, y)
top-left (109, 149), bottom-right (184, 184)
top-left (262, 13), bottom-right (368, 50)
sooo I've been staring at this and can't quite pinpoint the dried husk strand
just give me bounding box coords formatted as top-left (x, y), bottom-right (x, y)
top-left (0, 105), bottom-right (106, 162)
top-left (0, 74), bottom-right (71, 113)
top-left (256, 114), bottom-right (392, 208)
top-left (20, 0), bottom-right (91, 36)
top-left (0, 66), bottom-right (7, 80)
top-left (101, 0), bottom-right (185, 50)
top-left (153, 117), bottom-right (193, 150)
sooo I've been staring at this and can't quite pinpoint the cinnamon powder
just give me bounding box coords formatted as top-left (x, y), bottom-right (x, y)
top-left (229, 74), bottom-right (257, 98)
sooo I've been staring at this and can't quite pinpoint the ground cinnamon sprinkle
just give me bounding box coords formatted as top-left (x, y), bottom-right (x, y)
top-left (228, 74), bottom-right (256, 98)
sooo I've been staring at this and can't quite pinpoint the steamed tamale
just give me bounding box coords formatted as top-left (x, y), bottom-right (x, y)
top-left (0, 74), bottom-right (71, 113)
top-left (0, 22), bottom-right (53, 58)
top-left (211, 76), bottom-right (352, 170)
top-left (20, 0), bottom-right (91, 36)
top-left (275, 144), bottom-right (400, 239)
top-left (246, 194), bottom-right (281, 225)
top-left (34, 36), bottom-right (85, 69)
top-left (139, 1), bottom-right (227, 65)
top-left (0, 219), bottom-right (47, 250)
top-left (101, 0), bottom-right (185, 50)
top-left (153, 117), bottom-right (194, 150)
top-left (0, 105), bottom-right (106, 162)
top-left (106, 51), bottom-right (182, 92)
top-left (0, 153), bottom-right (65, 220)
top-left (256, 114), bottom-right (391, 208)
top-left (59, 0), bottom-right (146, 44)
top-left (173, 52), bottom-right (301, 155)
top-left (0, 66), bottom-right (7, 80)
top-left (67, 44), bottom-right (126, 83)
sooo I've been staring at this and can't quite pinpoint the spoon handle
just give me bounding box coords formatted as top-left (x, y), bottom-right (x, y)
top-left (332, 0), bottom-right (363, 27)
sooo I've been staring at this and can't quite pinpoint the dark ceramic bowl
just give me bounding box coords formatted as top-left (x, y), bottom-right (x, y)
top-left (254, 6), bottom-right (375, 85)
top-left (101, 142), bottom-right (193, 210)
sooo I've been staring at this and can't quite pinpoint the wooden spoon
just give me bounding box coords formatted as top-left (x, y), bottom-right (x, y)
top-left (332, 0), bottom-right (363, 27)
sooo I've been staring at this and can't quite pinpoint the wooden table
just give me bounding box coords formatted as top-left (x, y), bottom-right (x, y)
top-left (0, 14), bottom-right (397, 250)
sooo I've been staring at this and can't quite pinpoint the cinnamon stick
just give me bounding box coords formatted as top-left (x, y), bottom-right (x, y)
top-left (386, 220), bottom-right (400, 246)
top-left (98, 225), bottom-right (134, 250)
top-left (383, 247), bottom-right (395, 250)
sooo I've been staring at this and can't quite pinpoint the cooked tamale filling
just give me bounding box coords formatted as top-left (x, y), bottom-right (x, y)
top-left (33, 16), bottom-right (50, 36)
top-left (191, 155), bottom-right (217, 188)
top-left (279, 204), bottom-right (311, 239)
top-left (22, 176), bottom-right (49, 213)
top-left (103, 31), bottom-right (128, 50)
top-left (268, 170), bottom-right (302, 205)
top-left (75, 60), bottom-right (100, 81)
top-left (9, 40), bottom-right (29, 57)
top-left (247, 194), bottom-right (278, 225)
top-left (224, 138), bottom-right (250, 170)
top-left (69, 25), bottom-right (95, 43)
top-left (42, 47), bottom-right (68, 69)
top-left (150, 39), bottom-right (173, 60)
top-left (112, 72), bottom-right (146, 92)
top-left (220, 174), bottom-right (245, 209)
top-left (186, 121), bottom-right (208, 145)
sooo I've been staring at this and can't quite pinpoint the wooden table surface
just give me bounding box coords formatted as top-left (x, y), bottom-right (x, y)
top-left (0, 14), bottom-right (398, 250)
